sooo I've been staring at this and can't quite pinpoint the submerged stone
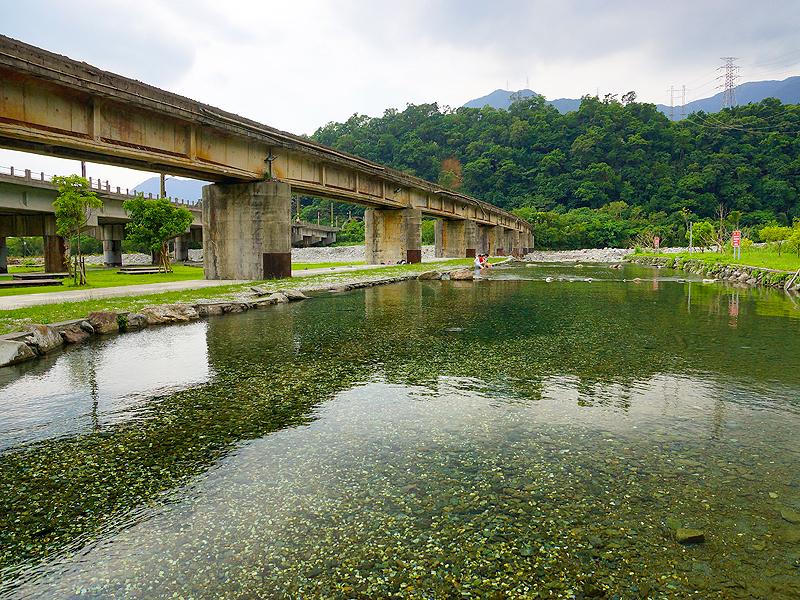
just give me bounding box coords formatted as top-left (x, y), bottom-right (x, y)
top-left (676, 529), bottom-right (705, 544)
top-left (780, 508), bottom-right (800, 524)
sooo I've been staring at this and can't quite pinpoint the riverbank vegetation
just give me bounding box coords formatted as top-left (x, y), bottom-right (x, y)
top-left (634, 245), bottom-right (800, 273)
top-left (313, 96), bottom-right (800, 249)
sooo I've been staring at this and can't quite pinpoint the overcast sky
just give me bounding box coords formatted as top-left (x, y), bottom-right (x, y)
top-left (2, 0), bottom-right (799, 191)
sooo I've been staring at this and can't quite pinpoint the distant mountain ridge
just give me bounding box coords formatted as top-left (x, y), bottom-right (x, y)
top-left (463, 76), bottom-right (800, 119)
top-left (131, 176), bottom-right (208, 201)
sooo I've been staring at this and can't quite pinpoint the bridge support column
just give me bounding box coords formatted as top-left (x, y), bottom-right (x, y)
top-left (476, 224), bottom-right (500, 256)
top-left (365, 207), bottom-right (421, 264)
top-left (43, 235), bottom-right (66, 273)
top-left (510, 229), bottom-right (523, 258)
top-left (464, 220), bottom-right (480, 258)
top-left (434, 219), bottom-right (467, 258)
top-left (99, 224), bottom-right (124, 267)
top-left (103, 240), bottom-right (122, 267)
top-left (0, 237), bottom-right (7, 274)
top-left (202, 181), bottom-right (292, 280)
top-left (173, 234), bottom-right (189, 262)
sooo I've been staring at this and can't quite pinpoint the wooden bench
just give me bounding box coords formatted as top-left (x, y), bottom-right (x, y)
top-left (117, 268), bottom-right (163, 275)
top-left (0, 278), bottom-right (63, 288)
top-left (12, 272), bottom-right (70, 280)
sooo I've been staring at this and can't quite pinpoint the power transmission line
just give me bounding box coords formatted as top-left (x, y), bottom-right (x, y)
top-left (717, 57), bottom-right (741, 109)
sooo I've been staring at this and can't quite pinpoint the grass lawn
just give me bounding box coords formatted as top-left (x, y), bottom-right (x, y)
top-left (637, 246), bottom-right (800, 272)
top-left (0, 265), bottom-right (204, 297)
top-left (0, 262), bottom-right (369, 296)
top-left (0, 258), bottom-right (490, 335)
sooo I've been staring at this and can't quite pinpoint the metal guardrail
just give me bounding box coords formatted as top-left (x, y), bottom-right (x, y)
top-left (0, 165), bottom-right (201, 207)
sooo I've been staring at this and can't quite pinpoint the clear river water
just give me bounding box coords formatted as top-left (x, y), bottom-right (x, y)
top-left (1, 263), bottom-right (799, 599)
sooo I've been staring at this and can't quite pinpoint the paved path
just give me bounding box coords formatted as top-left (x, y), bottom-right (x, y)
top-left (0, 279), bottom-right (250, 310)
top-left (0, 263), bottom-right (392, 310)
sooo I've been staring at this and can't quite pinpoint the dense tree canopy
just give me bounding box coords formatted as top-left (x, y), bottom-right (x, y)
top-left (313, 96), bottom-right (800, 248)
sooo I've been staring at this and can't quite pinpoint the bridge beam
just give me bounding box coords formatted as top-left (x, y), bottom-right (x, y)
top-left (365, 207), bottom-right (422, 264)
top-left (202, 180), bottom-right (292, 280)
top-left (0, 237), bottom-right (7, 274)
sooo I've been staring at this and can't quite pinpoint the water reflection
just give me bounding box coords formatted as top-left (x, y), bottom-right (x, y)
top-left (1, 264), bottom-right (799, 598)
top-left (0, 323), bottom-right (210, 450)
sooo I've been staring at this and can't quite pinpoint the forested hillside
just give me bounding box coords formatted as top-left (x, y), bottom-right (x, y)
top-left (312, 95), bottom-right (800, 248)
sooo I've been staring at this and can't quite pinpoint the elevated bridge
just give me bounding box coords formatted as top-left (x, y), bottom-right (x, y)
top-left (0, 36), bottom-right (532, 279)
top-left (0, 168), bottom-right (338, 272)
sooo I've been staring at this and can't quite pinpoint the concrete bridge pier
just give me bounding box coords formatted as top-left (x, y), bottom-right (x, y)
top-left (511, 229), bottom-right (525, 257)
top-left (434, 218), bottom-right (467, 258)
top-left (365, 207), bottom-right (422, 264)
top-left (99, 224), bottom-right (124, 267)
top-left (0, 237), bottom-right (7, 273)
top-left (173, 234), bottom-right (190, 262)
top-left (464, 220), bottom-right (480, 258)
top-left (522, 231), bottom-right (535, 254)
top-left (43, 235), bottom-right (66, 273)
top-left (202, 180), bottom-right (292, 280)
top-left (475, 224), bottom-right (499, 256)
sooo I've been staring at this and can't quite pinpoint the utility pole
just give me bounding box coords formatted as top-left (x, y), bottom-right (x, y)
top-left (681, 84), bottom-right (686, 119)
top-left (80, 161), bottom-right (86, 178)
top-left (160, 173), bottom-right (166, 198)
top-left (669, 86), bottom-right (675, 121)
top-left (717, 57), bottom-right (741, 109)
top-left (330, 201), bottom-right (334, 226)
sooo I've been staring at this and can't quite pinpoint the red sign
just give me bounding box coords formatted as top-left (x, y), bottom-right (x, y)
top-left (653, 236), bottom-right (660, 249)
top-left (732, 230), bottom-right (742, 248)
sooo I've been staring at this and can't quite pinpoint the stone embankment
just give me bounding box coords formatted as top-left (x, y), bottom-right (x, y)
top-left (629, 255), bottom-right (800, 291)
top-left (0, 263), bottom-right (480, 368)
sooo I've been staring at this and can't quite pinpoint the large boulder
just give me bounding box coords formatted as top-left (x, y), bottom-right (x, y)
top-left (61, 327), bottom-right (90, 344)
top-left (125, 313), bottom-right (149, 330)
top-left (266, 292), bottom-right (289, 304)
top-left (449, 269), bottom-right (474, 281)
top-left (250, 285), bottom-right (271, 297)
top-left (280, 289), bottom-right (309, 301)
top-left (88, 311), bottom-right (120, 335)
top-left (417, 270), bottom-right (442, 281)
top-left (0, 340), bottom-right (36, 367)
top-left (25, 324), bottom-right (64, 354)
top-left (196, 303), bottom-right (226, 317)
top-left (139, 304), bottom-right (199, 325)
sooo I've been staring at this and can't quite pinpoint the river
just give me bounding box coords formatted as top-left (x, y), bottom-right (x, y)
top-left (1, 263), bottom-right (799, 598)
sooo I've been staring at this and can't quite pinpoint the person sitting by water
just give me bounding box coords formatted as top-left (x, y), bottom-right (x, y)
top-left (473, 254), bottom-right (483, 271)
top-left (479, 254), bottom-right (493, 269)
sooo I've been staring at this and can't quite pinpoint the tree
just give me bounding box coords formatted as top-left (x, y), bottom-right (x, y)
top-left (688, 221), bottom-right (716, 252)
top-left (122, 196), bottom-right (193, 272)
top-left (786, 226), bottom-right (800, 257)
top-left (52, 175), bottom-right (103, 285)
top-left (759, 224), bottom-right (792, 255)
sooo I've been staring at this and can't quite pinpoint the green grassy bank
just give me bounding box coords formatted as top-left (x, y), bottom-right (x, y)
top-left (634, 246), bottom-right (800, 273)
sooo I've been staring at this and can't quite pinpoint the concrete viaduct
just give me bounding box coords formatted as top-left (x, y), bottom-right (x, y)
top-left (0, 168), bottom-right (337, 273)
top-left (0, 36), bottom-right (533, 279)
